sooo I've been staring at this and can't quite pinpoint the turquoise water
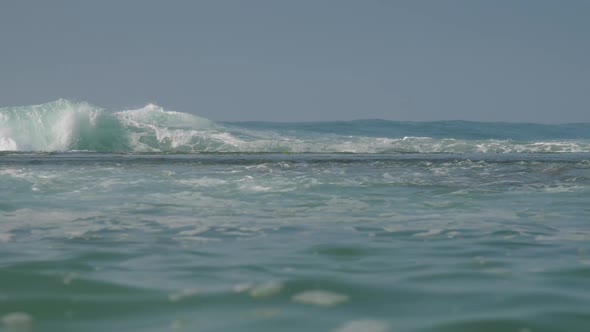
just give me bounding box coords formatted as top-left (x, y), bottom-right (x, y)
top-left (1, 101), bottom-right (590, 331)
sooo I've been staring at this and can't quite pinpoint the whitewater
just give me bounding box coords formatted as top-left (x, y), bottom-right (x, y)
top-left (1, 99), bottom-right (590, 153)
top-left (1, 100), bottom-right (590, 332)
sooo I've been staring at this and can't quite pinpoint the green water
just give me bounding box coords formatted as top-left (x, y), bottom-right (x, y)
top-left (1, 101), bottom-right (590, 331)
top-left (1, 153), bottom-right (589, 332)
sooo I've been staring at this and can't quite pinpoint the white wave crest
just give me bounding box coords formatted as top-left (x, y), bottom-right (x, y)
top-left (2, 99), bottom-right (590, 154)
top-left (0, 99), bottom-right (102, 151)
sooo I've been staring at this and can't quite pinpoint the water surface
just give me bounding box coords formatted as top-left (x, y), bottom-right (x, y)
top-left (1, 101), bottom-right (589, 331)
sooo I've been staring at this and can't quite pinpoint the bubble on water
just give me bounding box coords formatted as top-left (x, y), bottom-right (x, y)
top-left (292, 290), bottom-right (349, 307)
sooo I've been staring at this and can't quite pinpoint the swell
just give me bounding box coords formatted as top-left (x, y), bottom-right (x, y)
top-left (1, 99), bottom-right (589, 154)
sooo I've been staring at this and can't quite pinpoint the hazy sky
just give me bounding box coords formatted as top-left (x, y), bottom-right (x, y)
top-left (1, 0), bottom-right (588, 122)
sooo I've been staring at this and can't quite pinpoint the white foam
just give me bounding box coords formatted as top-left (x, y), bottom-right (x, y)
top-left (334, 319), bottom-right (390, 332)
top-left (168, 288), bottom-right (200, 302)
top-left (248, 281), bottom-right (283, 298)
top-left (240, 184), bottom-right (273, 192)
top-left (62, 272), bottom-right (79, 285)
top-left (292, 290), bottom-right (349, 306)
top-left (2, 99), bottom-right (590, 153)
top-left (114, 104), bottom-right (245, 152)
top-left (0, 233), bottom-right (13, 243)
top-left (0, 99), bottom-right (102, 151)
top-left (179, 178), bottom-right (227, 187)
top-left (0, 168), bottom-right (28, 179)
top-left (1, 312), bottom-right (33, 331)
top-left (414, 229), bottom-right (444, 237)
top-left (177, 227), bottom-right (211, 236)
top-left (0, 136), bottom-right (17, 150)
top-left (116, 104), bottom-right (213, 130)
top-left (232, 283), bottom-right (254, 293)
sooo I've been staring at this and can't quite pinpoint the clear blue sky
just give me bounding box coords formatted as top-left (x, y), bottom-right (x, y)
top-left (1, 0), bottom-right (588, 122)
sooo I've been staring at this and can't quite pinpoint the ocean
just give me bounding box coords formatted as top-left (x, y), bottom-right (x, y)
top-left (1, 100), bottom-right (589, 332)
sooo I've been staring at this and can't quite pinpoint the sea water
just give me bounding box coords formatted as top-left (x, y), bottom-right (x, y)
top-left (1, 100), bottom-right (589, 331)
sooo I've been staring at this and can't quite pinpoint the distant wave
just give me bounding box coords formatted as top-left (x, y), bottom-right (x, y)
top-left (1, 99), bottom-right (589, 153)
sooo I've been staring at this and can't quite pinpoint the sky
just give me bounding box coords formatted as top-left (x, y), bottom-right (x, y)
top-left (0, 0), bottom-right (588, 122)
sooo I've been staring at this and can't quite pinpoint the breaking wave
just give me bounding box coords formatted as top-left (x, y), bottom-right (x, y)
top-left (1, 99), bottom-right (589, 154)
